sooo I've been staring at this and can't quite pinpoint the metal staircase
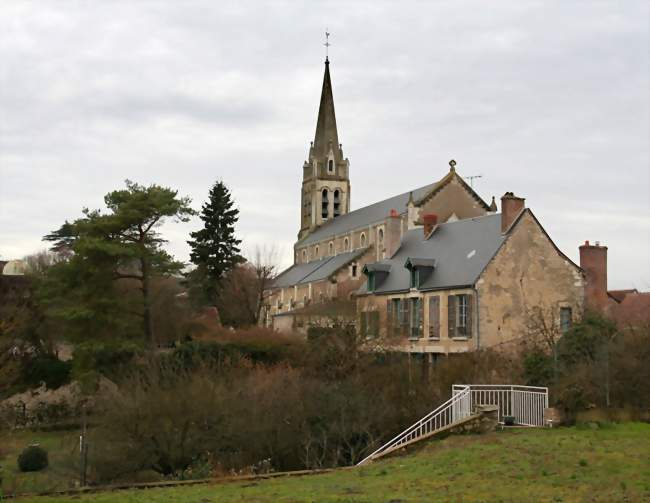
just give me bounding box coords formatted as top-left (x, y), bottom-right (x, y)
top-left (357, 384), bottom-right (548, 466)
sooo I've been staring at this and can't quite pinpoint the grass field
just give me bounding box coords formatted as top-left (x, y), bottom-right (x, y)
top-left (0, 429), bottom-right (78, 495)
top-left (5, 422), bottom-right (650, 502)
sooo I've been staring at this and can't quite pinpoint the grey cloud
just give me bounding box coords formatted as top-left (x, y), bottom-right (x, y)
top-left (0, 0), bottom-right (648, 289)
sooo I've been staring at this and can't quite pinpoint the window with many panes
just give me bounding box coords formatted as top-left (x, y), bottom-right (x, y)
top-left (409, 298), bottom-right (423, 339)
top-left (448, 294), bottom-right (473, 338)
top-left (387, 298), bottom-right (409, 337)
top-left (560, 307), bottom-right (572, 333)
top-left (359, 311), bottom-right (379, 338)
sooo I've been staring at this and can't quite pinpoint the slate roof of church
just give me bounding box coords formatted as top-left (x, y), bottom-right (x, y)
top-left (298, 183), bottom-right (436, 247)
top-left (357, 213), bottom-right (506, 295)
top-left (272, 248), bottom-right (367, 288)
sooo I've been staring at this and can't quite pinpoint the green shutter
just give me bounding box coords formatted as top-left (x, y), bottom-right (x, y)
top-left (400, 299), bottom-right (409, 337)
top-left (370, 312), bottom-right (380, 338)
top-left (447, 295), bottom-right (456, 338)
top-left (467, 295), bottom-right (473, 337)
top-left (359, 312), bottom-right (367, 337)
top-left (386, 299), bottom-right (393, 335)
top-left (429, 296), bottom-right (440, 338)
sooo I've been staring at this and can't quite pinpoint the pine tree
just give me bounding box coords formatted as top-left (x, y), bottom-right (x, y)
top-left (188, 180), bottom-right (243, 305)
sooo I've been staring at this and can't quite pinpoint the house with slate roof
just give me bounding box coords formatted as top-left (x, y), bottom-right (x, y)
top-left (357, 194), bottom-right (587, 356)
top-left (263, 57), bottom-right (500, 332)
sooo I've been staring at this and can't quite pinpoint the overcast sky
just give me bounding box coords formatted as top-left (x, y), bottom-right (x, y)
top-left (1, 1), bottom-right (648, 289)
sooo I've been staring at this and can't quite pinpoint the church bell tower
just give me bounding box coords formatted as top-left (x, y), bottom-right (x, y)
top-left (298, 57), bottom-right (351, 240)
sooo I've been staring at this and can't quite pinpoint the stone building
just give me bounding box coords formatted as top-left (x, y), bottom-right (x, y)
top-left (264, 58), bottom-right (497, 332)
top-left (356, 195), bottom-right (586, 355)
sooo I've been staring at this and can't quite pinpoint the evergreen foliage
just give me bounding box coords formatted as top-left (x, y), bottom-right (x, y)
top-left (187, 180), bottom-right (243, 305)
top-left (41, 180), bottom-right (195, 345)
top-left (17, 445), bottom-right (49, 472)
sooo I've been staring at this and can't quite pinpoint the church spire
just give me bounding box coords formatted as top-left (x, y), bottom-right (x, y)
top-left (312, 59), bottom-right (340, 160)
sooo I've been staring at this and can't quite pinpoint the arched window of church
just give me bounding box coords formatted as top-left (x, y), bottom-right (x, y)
top-left (328, 159), bottom-right (334, 173)
top-left (344, 237), bottom-right (349, 251)
top-left (315, 245), bottom-right (319, 258)
top-left (321, 189), bottom-right (329, 219)
top-left (360, 232), bottom-right (366, 247)
top-left (328, 242), bottom-right (334, 255)
top-left (378, 228), bottom-right (384, 243)
top-left (333, 189), bottom-right (340, 217)
top-left (302, 249), bottom-right (307, 262)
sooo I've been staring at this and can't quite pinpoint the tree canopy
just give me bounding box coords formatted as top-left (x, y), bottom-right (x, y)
top-left (42, 180), bottom-right (195, 345)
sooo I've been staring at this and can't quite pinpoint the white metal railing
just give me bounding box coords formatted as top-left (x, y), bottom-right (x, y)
top-left (357, 385), bottom-right (472, 465)
top-left (357, 384), bottom-right (549, 466)
top-left (453, 384), bottom-right (548, 427)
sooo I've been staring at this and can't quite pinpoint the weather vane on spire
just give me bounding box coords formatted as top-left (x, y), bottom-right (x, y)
top-left (324, 29), bottom-right (331, 62)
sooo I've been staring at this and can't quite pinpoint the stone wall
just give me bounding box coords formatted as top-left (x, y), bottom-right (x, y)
top-left (476, 210), bottom-right (585, 350)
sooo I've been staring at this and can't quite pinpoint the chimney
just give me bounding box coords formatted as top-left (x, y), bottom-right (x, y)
top-left (423, 213), bottom-right (438, 238)
top-left (579, 240), bottom-right (608, 312)
top-left (501, 192), bottom-right (525, 233)
top-left (384, 209), bottom-right (402, 259)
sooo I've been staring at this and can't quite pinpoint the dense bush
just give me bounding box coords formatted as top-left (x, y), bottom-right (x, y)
top-left (86, 330), bottom-right (518, 483)
top-left (17, 445), bottom-right (49, 472)
top-left (22, 355), bottom-right (72, 390)
top-left (72, 340), bottom-right (140, 388)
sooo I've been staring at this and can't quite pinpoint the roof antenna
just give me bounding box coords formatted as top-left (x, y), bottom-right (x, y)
top-left (465, 174), bottom-right (483, 188)
top-left (324, 29), bottom-right (331, 62)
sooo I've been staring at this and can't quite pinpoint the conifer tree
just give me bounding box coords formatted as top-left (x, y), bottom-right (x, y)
top-left (187, 180), bottom-right (243, 305)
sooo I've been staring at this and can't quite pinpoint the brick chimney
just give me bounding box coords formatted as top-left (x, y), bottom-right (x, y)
top-left (384, 209), bottom-right (402, 259)
top-left (579, 240), bottom-right (608, 311)
top-left (423, 213), bottom-right (438, 238)
top-left (501, 192), bottom-right (525, 233)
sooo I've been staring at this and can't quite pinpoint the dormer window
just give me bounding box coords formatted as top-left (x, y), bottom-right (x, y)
top-left (404, 258), bottom-right (437, 291)
top-left (362, 263), bottom-right (391, 293)
top-left (367, 272), bottom-right (376, 291)
top-left (328, 159), bottom-right (334, 173)
top-left (410, 268), bottom-right (419, 289)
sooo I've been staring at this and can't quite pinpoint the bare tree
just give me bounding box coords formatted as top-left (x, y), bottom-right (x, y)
top-left (251, 245), bottom-right (279, 325)
top-left (525, 305), bottom-right (564, 379)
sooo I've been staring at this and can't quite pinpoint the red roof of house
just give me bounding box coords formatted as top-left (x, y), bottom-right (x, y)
top-left (608, 289), bottom-right (639, 303)
top-left (609, 292), bottom-right (650, 328)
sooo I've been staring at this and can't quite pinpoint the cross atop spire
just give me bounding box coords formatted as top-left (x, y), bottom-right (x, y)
top-left (324, 29), bottom-right (331, 62)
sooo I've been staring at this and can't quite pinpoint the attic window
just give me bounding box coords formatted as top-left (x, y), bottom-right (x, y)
top-left (360, 232), bottom-right (367, 247)
top-left (328, 242), bottom-right (334, 255)
top-left (302, 250), bottom-right (307, 262)
top-left (409, 268), bottom-right (420, 289)
top-left (367, 272), bottom-right (376, 291)
top-left (328, 159), bottom-right (334, 173)
top-left (344, 237), bottom-right (349, 251)
top-left (315, 245), bottom-right (319, 258)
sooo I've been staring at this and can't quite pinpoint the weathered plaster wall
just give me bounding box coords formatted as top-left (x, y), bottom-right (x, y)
top-left (357, 287), bottom-right (477, 354)
top-left (476, 211), bottom-right (585, 349)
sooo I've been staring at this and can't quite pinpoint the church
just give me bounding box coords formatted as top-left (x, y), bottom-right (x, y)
top-left (263, 57), bottom-right (588, 355)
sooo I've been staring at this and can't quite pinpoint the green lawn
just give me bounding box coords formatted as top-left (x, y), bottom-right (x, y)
top-left (0, 429), bottom-right (78, 496)
top-left (6, 422), bottom-right (650, 502)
